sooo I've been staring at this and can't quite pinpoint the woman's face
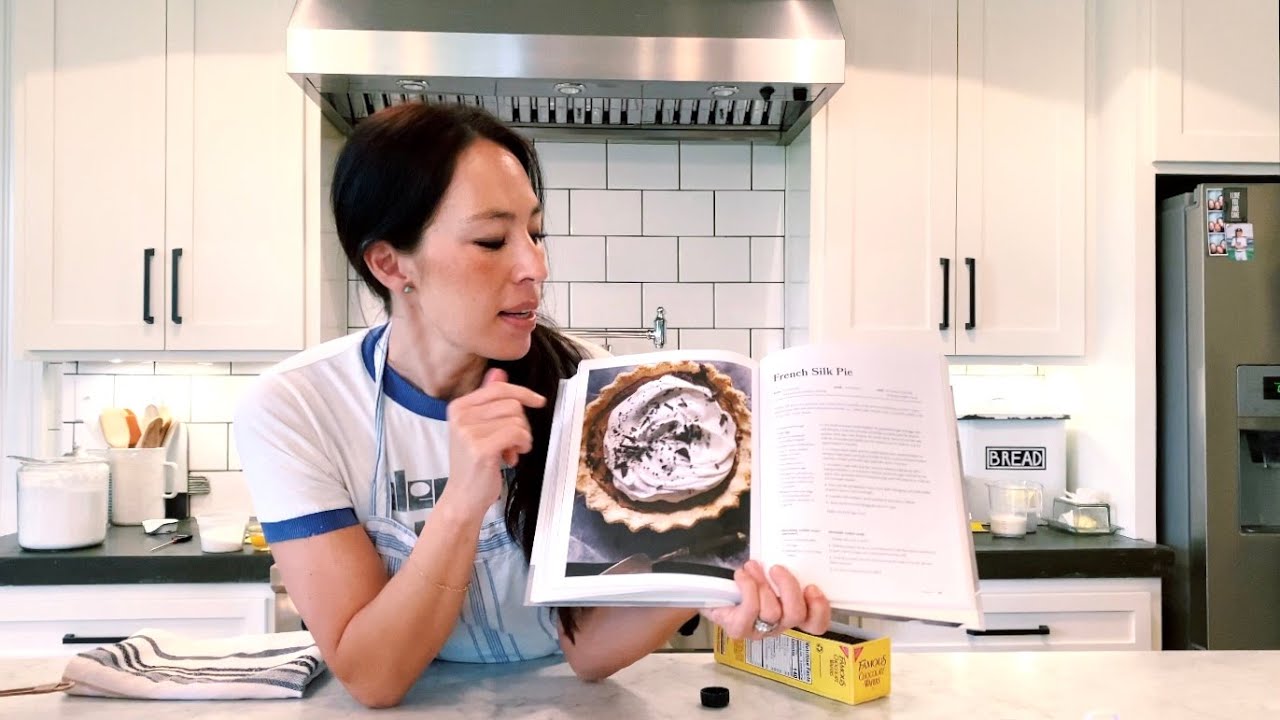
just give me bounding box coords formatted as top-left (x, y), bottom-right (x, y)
top-left (401, 138), bottom-right (549, 361)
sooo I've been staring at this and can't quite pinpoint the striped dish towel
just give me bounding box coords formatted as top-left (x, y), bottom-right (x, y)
top-left (61, 628), bottom-right (326, 700)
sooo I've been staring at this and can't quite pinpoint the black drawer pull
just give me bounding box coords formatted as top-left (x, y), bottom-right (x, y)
top-left (171, 248), bottom-right (183, 324)
top-left (938, 257), bottom-right (951, 330)
top-left (62, 633), bottom-right (129, 645)
top-left (966, 625), bottom-right (1050, 637)
top-left (142, 248), bottom-right (155, 324)
top-left (964, 257), bottom-right (976, 330)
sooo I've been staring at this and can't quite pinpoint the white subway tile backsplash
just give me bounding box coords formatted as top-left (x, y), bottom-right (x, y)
top-left (536, 142), bottom-right (606, 188)
top-left (570, 190), bottom-right (642, 236)
top-left (716, 191), bottom-right (784, 236)
top-left (752, 144), bottom-right (786, 190)
top-left (114, 376), bottom-right (192, 422)
top-left (543, 189), bottom-right (569, 234)
top-left (607, 143), bottom-right (678, 189)
top-left (678, 237), bottom-right (750, 282)
top-left (785, 232), bottom-right (810, 283)
top-left (606, 236), bottom-right (677, 282)
top-left (643, 191), bottom-right (713, 236)
top-left (784, 283), bottom-right (810, 333)
top-left (186, 423), bottom-right (229, 472)
top-left (541, 282), bottom-right (571, 327)
top-left (546, 235), bottom-right (606, 282)
top-left (66, 371), bottom-right (114, 422)
top-left (751, 329), bottom-right (785, 359)
top-left (680, 143), bottom-right (751, 190)
top-left (643, 283), bottom-right (714, 328)
top-left (569, 283), bottom-right (642, 328)
top-left (680, 328), bottom-right (751, 356)
top-left (751, 236), bottom-right (785, 282)
top-left (715, 283), bottom-right (785, 328)
top-left (155, 362), bottom-right (229, 375)
top-left (189, 376), bottom-right (256, 423)
top-left (190, 472), bottom-right (253, 517)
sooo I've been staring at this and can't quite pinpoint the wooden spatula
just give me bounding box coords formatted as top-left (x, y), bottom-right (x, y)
top-left (99, 408), bottom-right (132, 448)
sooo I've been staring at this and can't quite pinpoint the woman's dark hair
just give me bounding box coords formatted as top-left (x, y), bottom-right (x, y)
top-left (330, 102), bottom-right (585, 639)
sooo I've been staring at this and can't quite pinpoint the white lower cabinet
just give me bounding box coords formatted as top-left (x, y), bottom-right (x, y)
top-left (855, 578), bottom-right (1162, 652)
top-left (0, 583), bottom-right (276, 658)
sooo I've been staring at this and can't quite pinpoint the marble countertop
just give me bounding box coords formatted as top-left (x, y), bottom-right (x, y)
top-left (1, 650), bottom-right (1274, 718)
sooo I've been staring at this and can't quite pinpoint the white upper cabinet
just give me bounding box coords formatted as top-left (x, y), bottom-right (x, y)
top-left (1153, 0), bottom-right (1280, 164)
top-left (12, 0), bottom-right (168, 352)
top-left (954, 0), bottom-right (1087, 356)
top-left (164, 0), bottom-right (304, 352)
top-left (819, 0), bottom-right (1087, 357)
top-left (12, 0), bottom-right (306, 355)
top-left (820, 0), bottom-right (958, 354)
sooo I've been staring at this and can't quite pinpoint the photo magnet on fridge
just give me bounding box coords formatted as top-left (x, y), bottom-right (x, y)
top-left (1224, 223), bottom-right (1254, 262)
top-left (1207, 232), bottom-right (1227, 257)
top-left (1225, 187), bottom-right (1248, 222)
top-left (1206, 187), bottom-right (1224, 211)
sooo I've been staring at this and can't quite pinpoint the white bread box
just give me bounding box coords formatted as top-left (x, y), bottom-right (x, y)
top-left (957, 413), bottom-right (1068, 527)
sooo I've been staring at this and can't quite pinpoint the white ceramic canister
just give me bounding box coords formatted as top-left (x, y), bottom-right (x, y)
top-left (16, 455), bottom-right (110, 550)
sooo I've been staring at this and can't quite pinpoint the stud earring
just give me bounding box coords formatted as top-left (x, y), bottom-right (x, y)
top-left (403, 285), bottom-right (414, 294)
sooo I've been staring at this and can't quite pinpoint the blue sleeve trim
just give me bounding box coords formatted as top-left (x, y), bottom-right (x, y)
top-left (261, 508), bottom-right (360, 543)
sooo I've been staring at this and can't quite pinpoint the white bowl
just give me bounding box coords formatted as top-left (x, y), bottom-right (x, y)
top-left (195, 513), bottom-right (247, 553)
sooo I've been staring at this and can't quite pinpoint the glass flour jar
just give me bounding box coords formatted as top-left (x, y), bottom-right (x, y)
top-left (15, 455), bottom-right (110, 550)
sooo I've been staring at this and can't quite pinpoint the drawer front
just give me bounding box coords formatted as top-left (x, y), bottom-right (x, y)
top-left (0, 584), bottom-right (274, 658)
top-left (860, 589), bottom-right (1156, 652)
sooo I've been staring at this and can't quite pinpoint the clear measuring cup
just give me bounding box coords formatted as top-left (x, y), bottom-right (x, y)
top-left (987, 480), bottom-right (1044, 538)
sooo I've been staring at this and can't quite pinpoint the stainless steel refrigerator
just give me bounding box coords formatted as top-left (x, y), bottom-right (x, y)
top-left (1158, 181), bottom-right (1280, 650)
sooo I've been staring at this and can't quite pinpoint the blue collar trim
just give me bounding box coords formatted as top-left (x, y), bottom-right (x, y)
top-left (361, 324), bottom-right (450, 421)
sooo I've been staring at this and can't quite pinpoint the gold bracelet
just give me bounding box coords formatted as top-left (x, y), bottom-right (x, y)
top-left (410, 566), bottom-right (469, 594)
top-left (431, 579), bottom-right (469, 594)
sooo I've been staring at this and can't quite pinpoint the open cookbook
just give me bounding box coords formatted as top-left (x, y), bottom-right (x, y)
top-left (525, 342), bottom-right (984, 628)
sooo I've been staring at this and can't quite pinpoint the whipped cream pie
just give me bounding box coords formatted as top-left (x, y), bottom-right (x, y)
top-left (602, 375), bottom-right (738, 503)
top-left (576, 359), bottom-right (753, 533)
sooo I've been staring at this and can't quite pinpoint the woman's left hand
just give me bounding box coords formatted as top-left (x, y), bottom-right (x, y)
top-left (701, 561), bottom-right (832, 639)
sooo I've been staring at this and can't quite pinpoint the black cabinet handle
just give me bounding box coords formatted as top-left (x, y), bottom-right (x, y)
top-left (62, 633), bottom-right (128, 645)
top-left (171, 248), bottom-right (183, 324)
top-left (964, 257), bottom-right (976, 330)
top-left (142, 248), bottom-right (155, 324)
top-left (938, 258), bottom-right (951, 330)
top-left (966, 625), bottom-right (1050, 637)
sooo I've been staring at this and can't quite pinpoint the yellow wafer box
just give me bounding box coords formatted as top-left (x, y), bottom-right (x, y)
top-left (712, 625), bottom-right (891, 706)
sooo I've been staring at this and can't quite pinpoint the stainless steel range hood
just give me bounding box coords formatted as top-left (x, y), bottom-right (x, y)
top-left (285, 0), bottom-right (845, 145)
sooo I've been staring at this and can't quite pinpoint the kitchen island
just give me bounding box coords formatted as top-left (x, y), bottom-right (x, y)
top-left (0, 649), bottom-right (1273, 718)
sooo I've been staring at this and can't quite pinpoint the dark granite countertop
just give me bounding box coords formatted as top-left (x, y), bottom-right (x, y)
top-left (0, 519), bottom-right (273, 586)
top-left (0, 521), bottom-right (1171, 587)
top-left (972, 527), bottom-right (1173, 580)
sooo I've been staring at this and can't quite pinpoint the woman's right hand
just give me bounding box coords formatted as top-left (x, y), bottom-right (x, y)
top-left (442, 368), bottom-right (546, 519)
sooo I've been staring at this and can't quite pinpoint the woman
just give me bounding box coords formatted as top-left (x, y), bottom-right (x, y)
top-left (234, 102), bottom-right (831, 709)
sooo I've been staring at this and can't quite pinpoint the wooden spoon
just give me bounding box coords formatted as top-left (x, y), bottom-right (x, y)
top-left (99, 408), bottom-right (132, 448)
top-left (137, 416), bottom-right (166, 449)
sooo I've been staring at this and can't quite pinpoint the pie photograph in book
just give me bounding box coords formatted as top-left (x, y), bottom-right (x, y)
top-left (565, 358), bottom-right (754, 580)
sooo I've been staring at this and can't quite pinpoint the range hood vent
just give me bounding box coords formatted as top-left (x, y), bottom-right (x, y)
top-left (286, 0), bottom-right (846, 145)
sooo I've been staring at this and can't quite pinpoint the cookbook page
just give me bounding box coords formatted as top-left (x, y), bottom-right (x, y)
top-left (542, 349), bottom-right (760, 596)
top-left (757, 343), bottom-right (980, 626)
